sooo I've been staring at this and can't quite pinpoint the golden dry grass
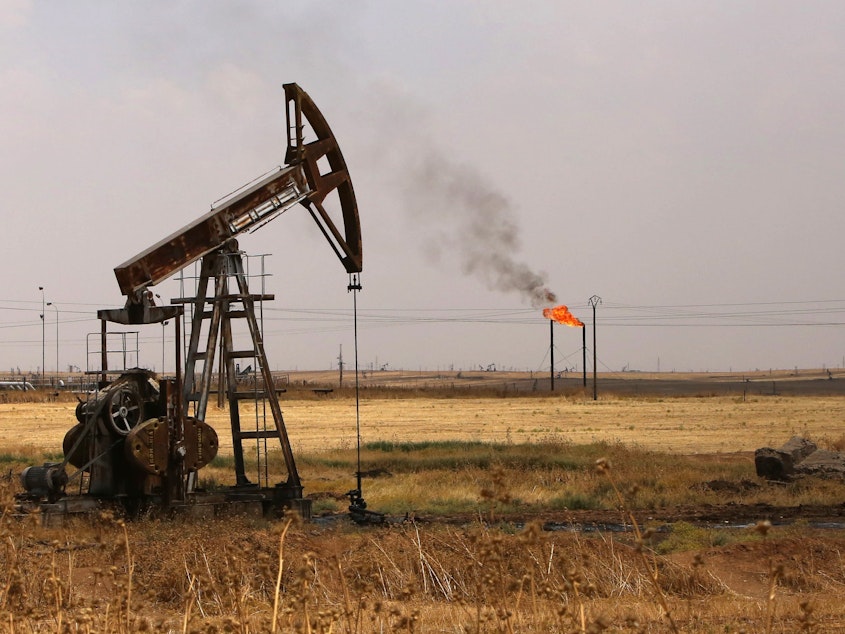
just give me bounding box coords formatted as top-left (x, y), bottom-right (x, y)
top-left (3, 393), bottom-right (844, 456)
top-left (2, 485), bottom-right (844, 632)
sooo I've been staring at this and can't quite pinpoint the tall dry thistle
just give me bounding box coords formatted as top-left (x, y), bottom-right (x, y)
top-left (595, 457), bottom-right (679, 634)
top-left (754, 519), bottom-right (784, 634)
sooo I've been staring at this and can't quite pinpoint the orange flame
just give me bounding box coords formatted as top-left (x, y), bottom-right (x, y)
top-left (543, 305), bottom-right (584, 327)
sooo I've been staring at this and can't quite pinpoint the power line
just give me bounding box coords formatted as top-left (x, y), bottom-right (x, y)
top-left (3, 300), bottom-right (845, 343)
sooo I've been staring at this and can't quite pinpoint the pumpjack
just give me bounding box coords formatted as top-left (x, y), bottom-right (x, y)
top-left (19, 84), bottom-right (362, 521)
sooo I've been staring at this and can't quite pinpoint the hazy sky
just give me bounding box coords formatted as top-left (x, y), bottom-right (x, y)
top-left (3, 1), bottom-right (845, 375)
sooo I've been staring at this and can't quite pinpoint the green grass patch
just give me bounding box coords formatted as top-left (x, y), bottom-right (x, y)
top-left (655, 521), bottom-right (731, 554)
top-left (306, 439), bottom-right (631, 474)
top-left (548, 492), bottom-right (602, 511)
top-left (362, 439), bottom-right (488, 453)
top-left (209, 455), bottom-right (236, 469)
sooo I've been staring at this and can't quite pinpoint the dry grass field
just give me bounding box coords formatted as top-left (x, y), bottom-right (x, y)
top-left (3, 388), bottom-right (844, 455)
top-left (1, 374), bottom-right (845, 632)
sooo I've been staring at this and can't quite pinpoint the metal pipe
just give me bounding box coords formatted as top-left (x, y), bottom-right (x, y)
top-left (582, 324), bottom-right (587, 387)
top-left (100, 319), bottom-right (107, 387)
top-left (175, 315), bottom-right (183, 423)
top-left (550, 318), bottom-right (554, 391)
top-left (162, 321), bottom-right (168, 374)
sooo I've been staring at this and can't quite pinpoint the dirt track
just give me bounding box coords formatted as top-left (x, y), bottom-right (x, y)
top-left (403, 502), bottom-right (845, 532)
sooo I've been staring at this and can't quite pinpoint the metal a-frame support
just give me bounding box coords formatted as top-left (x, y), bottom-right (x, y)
top-left (179, 240), bottom-right (302, 499)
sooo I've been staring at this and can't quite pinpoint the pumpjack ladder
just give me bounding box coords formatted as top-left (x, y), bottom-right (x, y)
top-left (175, 240), bottom-right (301, 498)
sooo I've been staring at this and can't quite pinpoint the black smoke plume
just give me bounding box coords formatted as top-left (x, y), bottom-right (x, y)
top-left (401, 151), bottom-right (556, 307)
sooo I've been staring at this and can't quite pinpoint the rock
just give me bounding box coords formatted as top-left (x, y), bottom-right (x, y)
top-left (794, 449), bottom-right (845, 478)
top-left (755, 436), bottom-right (818, 481)
top-left (755, 447), bottom-right (794, 480)
top-left (781, 436), bottom-right (818, 460)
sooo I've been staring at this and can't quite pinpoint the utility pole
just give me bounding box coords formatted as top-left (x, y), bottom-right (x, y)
top-left (338, 344), bottom-right (344, 388)
top-left (39, 286), bottom-right (45, 387)
top-left (588, 295), bottom-right (602, 401)
top-left (47, 302), bottom-right (59, 383)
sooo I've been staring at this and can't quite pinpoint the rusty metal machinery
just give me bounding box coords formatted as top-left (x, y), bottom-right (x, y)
top-left (19, 84), bottom-right (361, 520)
